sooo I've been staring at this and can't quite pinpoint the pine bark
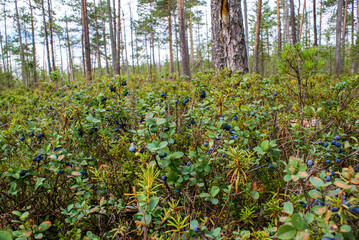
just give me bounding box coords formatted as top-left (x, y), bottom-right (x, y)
top-left (276, 0), bottom-right (282, 57)
top-left (81, 0), bottom-right (92, 80)
top-left (65, 17), bottom-right (74, 81)
top-left (289, 0), bottom-right (297, 44)
top-left (41, 0), bottom-right (52, 73)
top-left (283, 0), bottom-right (289, 43)
top-left (253, 0), bottom-right (262, 73)
top-left (335, 0), bottom-right (343, 74)
top-left (298, 0), bottom-right (306, 42)
top-left (189, 10), bottom-right (194, 63)
top-left (211, 0), bottom-right (248, 73)
top-left (318, 0), bottom-right (322, 49)
top-left (107, 0), bottom-right (119, 76)
top-left (313, 0), bottom-right (318, 46)
top-left (100, 1), bottom-right (110, 75)
top-left (168, 0), bottom-right (174, 74)
top-left (48, 0), bottom-right (56, 71)
top-left (117, 0), bottom-right (121, 75)
top-left (129, 3), bottom-right (135, 74)
top-left (94, 0), bottom-right (102, 72)
top-left (29, 0), bottom-right (37, 86)
top-left (14, 0), bottom-right (27, 86)
top-left (243, 0), bottom-right (250, 71)
top-left (177, 0), bottom-right (191, 78)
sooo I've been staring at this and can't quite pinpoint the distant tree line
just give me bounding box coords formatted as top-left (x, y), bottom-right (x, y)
top-left (0, 0), bottom-right (358, 86)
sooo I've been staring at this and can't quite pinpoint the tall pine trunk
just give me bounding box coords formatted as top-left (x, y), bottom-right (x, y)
top-left (94, 0), bottom-right (102, 73)
top-left (177, 0), bottom-right (191, 78)
top-left (252, 0), bottom-right (262, 73)
top-left (335, 0), bottom-right (343, 74)
top-left (289, 0), bottom-right (297, 44)
top-left (117, 0), bottom-right (121, 75)
top-left (107, 0), bottom-right (119, 76)
top-left (313, 0), bottom-right (318, 46)
top-left (243, 0), bottom-right (250, 71)
top-left (65, 17), bottom-right (74, 81)
top-left (129, 3), bottom-right (135, 74)
top-left (14, 0), bottom-right (27, 86)
top-left (189, 10), bottom-right (194, 63)
top-left (318, 0), bottom-right (322, 49)
top-left (29, 0), bottom-right (37, 86)
top-left (298, 0), bottom-right (306, 42)
top-left (276, 0), bottom-right (282, 57)
top-left (48, 0), bottom-right (56, 71)
top-left (100, 1), bottom-right (110, 75)
top-left (42, 0), bottom-right (51, 73)
top-left (283, 0), bottom-right (289, 43)
top-left (81, 0), bottom-right (92, 80)
top-left (168, 0), bottom-right (174, 74)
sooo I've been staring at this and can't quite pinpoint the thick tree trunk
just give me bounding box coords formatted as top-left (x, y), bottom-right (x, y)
top-left (276, 0), bottom-right (282, 57)
top-left (0, 31), bottom-right (5, 71)
top-left (313, 0), bottom-right (318, 46)
top-left (107, 0), bottom-right (119, 76)
top-left (252, 0), bottom-right (262, 73)
top-left (211, 0), bottom-right (248, 73)
top-left (177, 0), bottom-right (191, 78)
top-left (14, 0), bottom-right (27, 86)
top-left (29, 0), bottom-right (37, 86)
top-left (168, 0), bottom-right (174, 74)
top-left (122, 11), bottom-right (129, 75)
top-left (117, 0), bottom-right (121, 75)
top-left (335, 0), bottom-right (343, 74)
top-left (211, 0), bottom-right (225, 70)
top-left (81, 0), bottom-right (92, 80)
top-left (289, 0), bottom-right (297, 44)
top-left (48, 0), bottom-right (56, 71)
top-left (283, 0), bottom-right (289, 43)
top-left (42, 0), bottom-right (51, 73)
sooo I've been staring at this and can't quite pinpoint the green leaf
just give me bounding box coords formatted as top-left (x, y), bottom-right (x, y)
top-left (171, 152), bottom-right (184, 159)
top-left (37, 221), bottom-right (52, 232)
top-left (20, 211), bottom-right (29, 221)
top-left (340, 225), bottom-right (351, 233)
top-left (147, 197), bottom-right (159, 212)
top-left (211, 198), bottom-right (219, 205)
top-left (199, 193), bottom-right (211, 198)
top-left (291, 213), bottom-right (305, 231)
top-left (157, 118), bottom-right (167, 125)
top-left (283, 202), bottom-right (294, 215)
top-left (0, 231), bottom-right (12, 240)
top-left (251, 191), bottom-right (259, 200)
top-left (312, 206), bottom-right (327, 216)
top-left (260, 140), bottom-right (269, 151)
top-left (304, 213), bottom-right (314, 224)
top-left (146, 118), bottom-right (156, 125)
top-left (158, 141), bottom-right (168, 149)
top-left (308, 190), bottom-right (322, 200)
top-left (210, 186), bottom-right (220, 197)
top-left (207, 227), bottom-right (221, 237)
top-left (277, 225), bottom-right (296, 239)
top-left (310, 177), bottom-right (324, 189)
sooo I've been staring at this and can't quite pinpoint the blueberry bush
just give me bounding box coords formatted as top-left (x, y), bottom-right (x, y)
top-left (0, 72), bottom-right (358, 239)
